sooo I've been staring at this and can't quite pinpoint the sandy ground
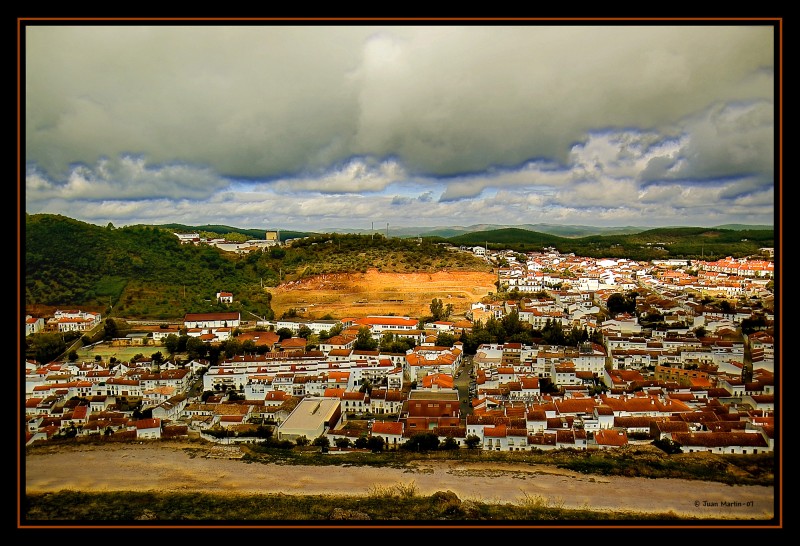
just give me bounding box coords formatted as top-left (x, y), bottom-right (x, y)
top-left (268, 269), bottom-right (496, 319)
top-left (24, 443), bottom-right (775, 521)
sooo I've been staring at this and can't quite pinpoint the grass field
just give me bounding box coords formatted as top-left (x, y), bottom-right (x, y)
top-left (267, 268), bottom-right (498, 320)
top-left (76, 342), bottom-right (167, 362)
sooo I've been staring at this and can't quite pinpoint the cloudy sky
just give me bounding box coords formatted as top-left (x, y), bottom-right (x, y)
top-left (23, 21), bottom-right (778, 233)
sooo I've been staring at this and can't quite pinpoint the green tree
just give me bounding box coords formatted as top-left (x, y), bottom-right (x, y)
top-left (430, 298), bottom-right (444, 321)
top-left (435, 332), bottom-right (456, 347)
top-left (359, 378), bottom-right (373, 395)
top-left (335, 437), bottom-right (352, 448)
top-left (164, 334), bottom-right (179, 356)
top-left (221, 338), bottom-right (243, 358)
top-left (501, 309), bottom-right (523, 337)
top-left (401, 432), bottom-right (440, 452)
top-left (177, 334), bottom-right (189, 352)
top-left (366, 435), bottom-right (385, 453)
top-left (312, 435), bottom-right (330, 447)
top-left (297, 325), bottom-right (312, 339)
top-left (254, 425), bottom-right (273, 439)
top-left (295, 435), bottom-right (309, 446)
top-left (276, 328), bottom-right (294, 341)
top-left (741, 313), bottom-right (767, 334)
top-left (269, 247), bottom-right (286, 259)
top-left (429, 298), bottom-right (454, 321)
top-left (606, 292), bottom-right (637, 316)
top-left (103, 318), bottom-right (119, 341)
top-left (185, 337), bottom-right (207, 360)
top-left (440, 436), bottom-right (459, 450)
top-left (652, 437), bottom-right (683, 454)
top-left (465, 434), bottom-right (482, 449)
top-left (541, 319), bottom-right (566, 346)
top-left (27, 333), bottom-right (67, 364)
top-left (67, 350), bottom-right (79, 362)
top-left (354, 326), bottom-right (378, 351)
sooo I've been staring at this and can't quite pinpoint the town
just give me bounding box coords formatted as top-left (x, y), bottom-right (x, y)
top-left (24, 240), bottom-right (776, 457)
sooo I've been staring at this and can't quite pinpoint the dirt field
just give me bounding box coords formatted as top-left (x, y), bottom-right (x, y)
top-left (268, 268), bottom-right (497, 320)
top-left (24, 442), bottom-right (775, 521)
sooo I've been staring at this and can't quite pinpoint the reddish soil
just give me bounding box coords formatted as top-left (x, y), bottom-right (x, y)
top-left (268, 268), bottom-right (497, 320)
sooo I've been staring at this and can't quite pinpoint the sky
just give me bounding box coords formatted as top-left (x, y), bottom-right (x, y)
top-left (22, 21), bottom-right (779, 233)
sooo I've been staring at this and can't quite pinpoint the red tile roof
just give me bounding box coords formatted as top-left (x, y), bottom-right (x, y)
top-left (372, 421), bottom-right (404, 435)
top-left (595, 429), bottom-right (628, 446)
top-left (671, 431), bottom-right (769, 447)
top-left (135, 418), bottom-right (161, 430)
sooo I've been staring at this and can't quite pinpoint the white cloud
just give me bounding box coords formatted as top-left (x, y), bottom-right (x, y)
top-left (264, 158), bottom-right (406, 194)
top-left (23, 23), bottom-right (777, 230)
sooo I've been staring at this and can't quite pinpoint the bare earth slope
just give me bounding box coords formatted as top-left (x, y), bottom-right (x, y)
top-left (268, 268), bottom-right (497, 320)
top-left (24, 443), bottom-right (775, 520)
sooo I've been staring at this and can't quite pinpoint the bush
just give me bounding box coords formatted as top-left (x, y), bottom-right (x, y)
top-left (652, 438), bottom-right (683, 455)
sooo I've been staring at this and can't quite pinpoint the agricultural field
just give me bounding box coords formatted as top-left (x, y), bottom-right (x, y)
top-left (76, 342), bottom-right (168, 363)
top-left (267, 268), bottom-right (498, 320)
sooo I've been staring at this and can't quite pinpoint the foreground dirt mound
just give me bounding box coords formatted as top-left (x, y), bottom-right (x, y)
top-left (24, 442), bottom-right (775, 519)
top-left (269, 268), bottom-right (497, 319)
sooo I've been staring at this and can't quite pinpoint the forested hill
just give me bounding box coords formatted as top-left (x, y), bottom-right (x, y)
top-left (138, 221), bottom-right (774, 262)
top-left (24, 214), bottom-right (275, 321)
top-left (23, 214), bottom-right (490, 320)
top-left (23, 214), bottom-right (773, 320)
top-left (445, 226), bottom-right (774, 261)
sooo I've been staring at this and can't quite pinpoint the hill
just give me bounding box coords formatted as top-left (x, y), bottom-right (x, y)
top-left (24, 214), bottom-right (275, 321)
top-left (321, 223), bottom-right (648, 238)
top-left (141, 221), bottom-right (774, 260)
top-left (153, 223), bottom-right (310, 242)
top-left (24, 214), bottom-right (491, 320)
top-left (23, 214), bottom-right (773, 321)
top-left (446, 226), bottom-right (774, 261)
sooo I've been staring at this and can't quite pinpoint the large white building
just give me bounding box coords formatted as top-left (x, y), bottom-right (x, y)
top-left (275, 397), bottom-right (342, 442)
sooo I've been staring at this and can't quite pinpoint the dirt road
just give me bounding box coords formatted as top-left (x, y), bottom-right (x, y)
top-left (24, 443), bottom-right (775, 521)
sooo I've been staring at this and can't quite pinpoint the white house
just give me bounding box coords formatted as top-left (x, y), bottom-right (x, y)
top-left (216, 291), bottom-right (234, 303)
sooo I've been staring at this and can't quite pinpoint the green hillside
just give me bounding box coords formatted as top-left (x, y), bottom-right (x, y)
top-left (448, 227), bottom-right (565, 247)
top-left (23, 214), bottom-right (774, 320)
top-left (24, 214), bottom-right (490, 320)
top-left (25, 214), bottom-right (275, 321)
top-left (446, 226), bottom-right (773, 261)
top-left (153, 223), bottom-right (310, 242)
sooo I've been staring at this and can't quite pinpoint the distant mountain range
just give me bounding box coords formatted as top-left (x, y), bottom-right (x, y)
top-left (149, 221), bottom-right (773, 241)
top-left (318, 223), bottom-right (774, 239)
